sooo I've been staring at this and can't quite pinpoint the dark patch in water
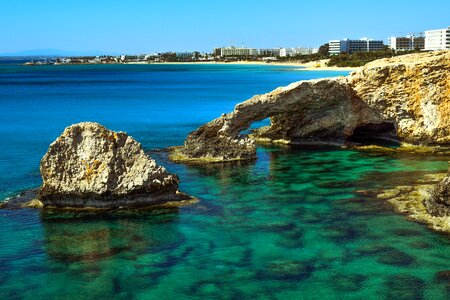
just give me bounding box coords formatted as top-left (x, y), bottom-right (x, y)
top-left (315, 180), bottom-right (355, 189)
top-left (238, 248), bottom-right (253, 267)
top-left (187, 280), bottom-right (223, 297)
top-left (385, 274), bottom-right (425, 299)
top-left (393, 228), bottom-right (423, 237)
top-left (112, 277), bottom-right (122, 294)
top-left (377, 249), bottom-right (416, 267)
top-left (324, 225), bottom-right (364, 243)
top-left (255, 259), bottom-right (315, 281)
top-left (408, 241), bottom-right (432, 249)
top-left (435, 270), bottom-right (450, 284)
top-left (152, 255), bottom-right (179, 268)
top-left (332, 273), bottom-right (368, 292)
top-left (179, 246), bottom-right (195, 259)
top-left (260, 222), bottom-right (297, 232)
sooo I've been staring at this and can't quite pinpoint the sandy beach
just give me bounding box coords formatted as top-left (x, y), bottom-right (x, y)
top-left (129, 59), bottom-right (359, 72)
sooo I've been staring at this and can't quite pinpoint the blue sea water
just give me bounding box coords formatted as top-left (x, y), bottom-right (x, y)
top-left (1, 63), bottom-right (450, 299)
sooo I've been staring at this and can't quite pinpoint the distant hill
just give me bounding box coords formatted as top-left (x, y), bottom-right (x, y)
top-left (0, 49), bottom-right (117, 57)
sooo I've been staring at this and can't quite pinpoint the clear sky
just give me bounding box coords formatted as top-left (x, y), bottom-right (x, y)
top-left (1, 0), bottom-right (449, 54)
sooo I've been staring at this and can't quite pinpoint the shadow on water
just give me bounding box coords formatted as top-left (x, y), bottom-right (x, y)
top-left (40, 208), bottom-right (184, 263)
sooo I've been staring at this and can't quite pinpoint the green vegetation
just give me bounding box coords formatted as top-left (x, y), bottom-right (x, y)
top-left (277, 43), bottom-right (423, 67)
top-left (327, 48), bottom-right (422, 67)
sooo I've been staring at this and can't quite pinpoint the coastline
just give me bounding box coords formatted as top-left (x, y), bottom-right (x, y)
top-left (140, 60), bottom-right (359, 72)
top-left (25, 59), bottom-right (359, 72)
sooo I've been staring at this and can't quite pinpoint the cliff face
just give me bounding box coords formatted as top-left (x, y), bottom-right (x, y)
top-left (350, 51), bottom-right (450, 145)
top-left (178, 51), bottom-right (450, 162)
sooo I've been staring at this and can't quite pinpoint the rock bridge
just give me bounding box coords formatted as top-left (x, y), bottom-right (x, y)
top-left (175, 51), bottom-right (450, 163)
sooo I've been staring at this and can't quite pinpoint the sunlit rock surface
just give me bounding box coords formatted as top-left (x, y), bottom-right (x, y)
top-left (39, 122), bottom-right (191, 208)
top-left (177, 51), bottom-right (450, 162)
top-left (425, 176), bottom-right (450, 217)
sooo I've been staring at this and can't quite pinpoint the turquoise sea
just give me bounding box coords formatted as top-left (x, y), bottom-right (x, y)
top-left (1, 63), bottom-right (450, 299)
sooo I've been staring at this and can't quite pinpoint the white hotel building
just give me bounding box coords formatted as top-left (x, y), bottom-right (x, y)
top-left (388, 35), bottom-right (425, 51)
top-left (329, 38), bottom-right (385, 55)
top-left (219, 47), bottom-right (259, 57)
top-left (425, 27), bottom-right (450, 51)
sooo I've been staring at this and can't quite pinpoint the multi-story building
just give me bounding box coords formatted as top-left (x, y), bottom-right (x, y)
top-left (220, 46), bottom-right (259, 57)
top-left (258, 48), bottom-right (280, 57)
top-left (329, 40), bottom-right (348, 55)
top-left (293, 47), bottom-right (318, 55)
top-left (216, 46), bottom-right (320, 58)
top-left (280, 47), bottom-right (318, 57)
top-left (425, 27), bottom-right (450, 51)
top-left (328, 38), bottom-right (385, 55)
top-left (279, 48), bottom-right (293, 57)
top-left (389, 35), bottom-right (425, 51)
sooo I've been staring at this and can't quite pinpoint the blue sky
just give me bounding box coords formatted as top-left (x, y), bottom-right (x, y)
top-left (1, 0), bottom-right (449, 54)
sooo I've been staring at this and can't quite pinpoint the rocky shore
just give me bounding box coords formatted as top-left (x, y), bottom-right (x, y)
top-left (175, 51), bottom-right (450, 163)
top-left (4, 52), bottom-right (450, 235)
top-left (426, 175), bottom-right (450, 217)
top-left (375, 172), bottom-right (450, 233)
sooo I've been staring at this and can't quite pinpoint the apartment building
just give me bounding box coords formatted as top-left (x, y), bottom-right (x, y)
top-left (425, 27), bottom-right (450, 50)
top-left (219, 47), bottom-right (259, 57)
top-left (389, 35), bottom-right (425, 51)
top-left (329, 38), bottom-right (385, 55)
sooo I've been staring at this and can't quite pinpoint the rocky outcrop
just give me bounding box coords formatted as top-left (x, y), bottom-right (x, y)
top-left (425, 176), bottom-right (450, 217)
top-left (373, 171), bottom-right (450, 233)
top-left (177, 78), bottom-right (383, 162)
top-left (176, 51), bottom-right (450, 162)
top-left (350, 51), bottom-right (450, 145)
top-left (39, 122), bottom-right (192, 208)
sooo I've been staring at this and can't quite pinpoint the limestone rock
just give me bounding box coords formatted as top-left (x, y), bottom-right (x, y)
top-left (425, 176), bottom-right (450, 217)
top-left (350, 51), bottom-right (450, 145)
top-left (39, 122), bottom-right (190, 208)
top-left (177, 51), bottom-right (450, 162)
top-left (179, 78), bottom-right (382, 161)
top-left (21, 199), bottom-right (44, 209)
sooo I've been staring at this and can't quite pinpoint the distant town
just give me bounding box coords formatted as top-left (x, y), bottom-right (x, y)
top-left (24, 25), bottom-right (450, 66)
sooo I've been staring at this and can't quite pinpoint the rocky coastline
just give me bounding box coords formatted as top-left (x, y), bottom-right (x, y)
top-left (175, 51), bottom-right (450, 163)
top-left (374, 172), bottom-right (450, 233)
top-left (2, 52), bottom-right (449, 235)
top-left (169, 51), bottom-right (450, 233)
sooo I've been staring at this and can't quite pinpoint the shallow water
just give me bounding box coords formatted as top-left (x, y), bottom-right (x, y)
top-left (1, 64), bottom-right (449, 299)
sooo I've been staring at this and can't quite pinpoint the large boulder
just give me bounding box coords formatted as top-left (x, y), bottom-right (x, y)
top-left (39, 122), bottom-right (191, 208)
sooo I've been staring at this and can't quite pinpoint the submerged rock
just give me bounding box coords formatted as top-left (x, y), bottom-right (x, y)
top-left (385, 274), bottom-right (426, 300)
top-left (256, 259), bottom-right (315, 281)
top-left (39, 122), bottom-right (192, 209)
top-left (435, 270), bottom-right (450, 284)
top-left (176, 51), bottom-right (450, 163)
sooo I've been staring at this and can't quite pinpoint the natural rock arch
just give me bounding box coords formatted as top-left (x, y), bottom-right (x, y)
top-left (177, 78), bottom-right (384, 162)
top-left (174, 51), bottom-right (450, 163)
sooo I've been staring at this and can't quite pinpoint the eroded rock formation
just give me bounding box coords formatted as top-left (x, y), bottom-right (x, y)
top-left (177, 51), bottom-right (450, 162)
top-left (350, 51), bottom-right (450, 145)
top-left (425, 176), bottom-right (450, 217)
top-left (39, 122), bottom-right (191, 208)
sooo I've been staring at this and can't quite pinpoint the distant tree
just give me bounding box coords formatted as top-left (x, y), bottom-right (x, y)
top-left (318, 43), bottom-right (329, 56)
